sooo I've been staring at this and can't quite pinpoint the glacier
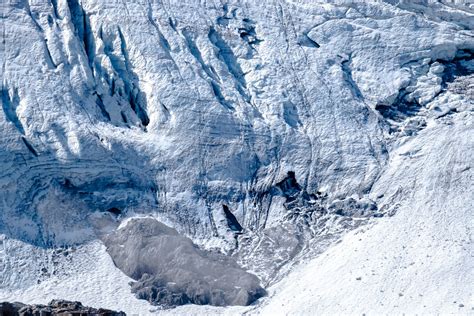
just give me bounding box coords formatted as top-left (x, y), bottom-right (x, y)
top-left (0, 0), bottom-right (473, 314)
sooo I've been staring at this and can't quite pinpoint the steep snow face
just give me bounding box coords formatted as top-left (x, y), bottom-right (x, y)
top-left (0, 0), bottom-right (407, 243)
top-left (1, 0), bottom-right (473, 312)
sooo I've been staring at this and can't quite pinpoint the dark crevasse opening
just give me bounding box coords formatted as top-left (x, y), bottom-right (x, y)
top-left (223, 205), bottom-right (243, 232)
top-left (106, 207), bottom-right (122, 216)
top-left (276, 171), bottom-right (301, 200)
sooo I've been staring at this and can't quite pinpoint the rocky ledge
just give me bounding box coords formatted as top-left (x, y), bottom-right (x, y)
top-left (0, 300), bottom-right (125, 316)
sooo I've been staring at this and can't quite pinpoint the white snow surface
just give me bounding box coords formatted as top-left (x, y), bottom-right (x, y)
top-left (1, 0), bottom-right (473, 314)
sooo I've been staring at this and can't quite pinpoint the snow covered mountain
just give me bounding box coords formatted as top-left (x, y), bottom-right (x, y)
top-left (1, 0), bottom-right (473, 314)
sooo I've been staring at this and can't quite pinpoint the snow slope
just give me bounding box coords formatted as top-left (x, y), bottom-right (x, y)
top-left (0, 240), bottom-right (156, 315)
top-left (257, 111), bottom-right (474, 315)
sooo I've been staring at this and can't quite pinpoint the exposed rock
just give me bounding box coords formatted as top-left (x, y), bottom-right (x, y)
top-left (0, 300), bottom-right (125, 316)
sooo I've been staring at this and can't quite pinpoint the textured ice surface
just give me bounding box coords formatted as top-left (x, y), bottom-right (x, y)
top-left (1, 0), bottom-right (473, 313)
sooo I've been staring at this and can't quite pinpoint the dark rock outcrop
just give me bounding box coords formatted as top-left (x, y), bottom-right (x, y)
top-left (0, 300), bottom-right (125, 316)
